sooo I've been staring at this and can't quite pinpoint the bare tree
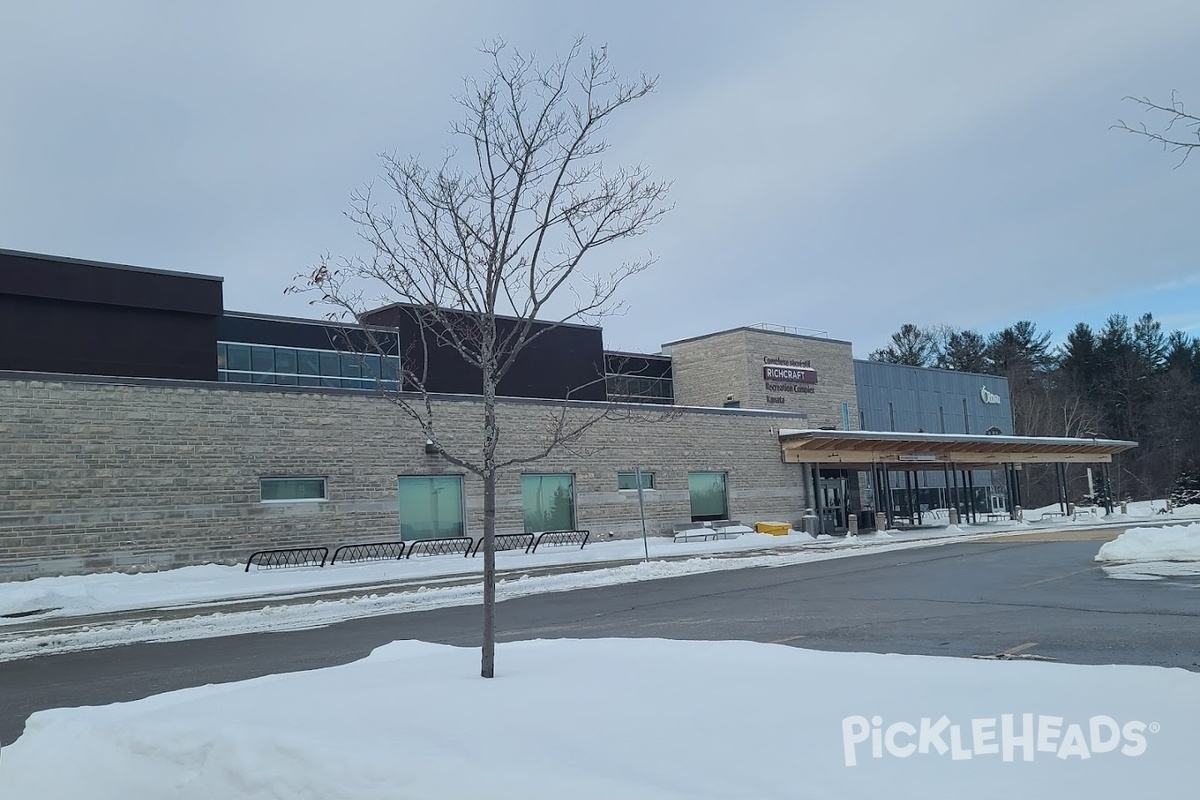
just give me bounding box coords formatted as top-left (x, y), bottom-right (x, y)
top-left (290, 39), bottom-right (671, 678)
top-left (1115, 91), bottom-right (1200, 166)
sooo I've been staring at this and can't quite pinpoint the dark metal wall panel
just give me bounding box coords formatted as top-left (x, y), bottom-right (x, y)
top-left (0, 250), bottom-right (222, 315)
top-left (0, 250), bottom-right (223, 381)
top-left (363, 305), bottom-right (606, 401)
top-left (0, 294), bottom-right (218, 380)
top-left (218, 314), bottom-right (398, 354)
top-left (853, 360), bottom-right (1014, 435)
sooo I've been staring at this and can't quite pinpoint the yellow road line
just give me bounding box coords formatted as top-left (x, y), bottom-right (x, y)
top-left (1002, 641), bottom-right (1038, 656)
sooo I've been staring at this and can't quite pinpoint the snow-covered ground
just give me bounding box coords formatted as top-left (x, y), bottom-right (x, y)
top-left (0, 637), bottom-right (1194, 799)
top-left (0, 533), bottom-right (989, 662)
top-left (2, 500), bottom-right (1194, 661)
top-left (0, 529), bottom-right (956, 622)
top-left (1095, 521), bottom-right (1200, 581)
top-left (7, 500), bottom-right (1191, 622)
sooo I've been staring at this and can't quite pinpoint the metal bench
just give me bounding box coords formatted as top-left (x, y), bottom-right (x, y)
top-left (529, 529), bottom-right (590, 553)
top-left (1038, 511), bottom-right (1066, 521)
top-left (470, 533), bottom-right (536, 557)
top-left (672, 520), bottom-right (745, 542)
top-left (245, 546), bottom-right (329, 572)
top-left (330, 541), bottom-right (405, 564)
top-left (984, 513), bottom-right (1008, 522)
top-left (405, 536), bottom-right (474, 558)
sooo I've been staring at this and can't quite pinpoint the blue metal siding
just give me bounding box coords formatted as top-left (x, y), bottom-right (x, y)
top-left (853, 361), bottom-right (1014, 435)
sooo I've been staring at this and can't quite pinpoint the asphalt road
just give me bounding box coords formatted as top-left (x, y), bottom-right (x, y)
top-left (2, 530), bottom-right (1198, 745)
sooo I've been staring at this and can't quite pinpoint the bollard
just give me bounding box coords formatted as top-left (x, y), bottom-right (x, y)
top-left (1067, 502), bottom-right (1075, 517)
top-left (1015, 505), bottom-right (1023, 521)
top-left (847, 514), bottom-right (858, 536)
top-left (949, 508), bottom-right (960, 526)
top-left (875, 512), bottom-right (888, 532)
top-left (1120, 501), bottom-right (1128, 515)
top-left (802, 507), bottom-right (819, 537)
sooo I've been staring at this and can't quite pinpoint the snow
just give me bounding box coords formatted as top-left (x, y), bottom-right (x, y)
top-left (4, 503), bottom-right (1198, 659)
top-left (0, 536), bottom-right (1013, 661)
top-left (0, 526), bottom-right (1039, 626)
top-left (1095, 522), bottom-right (1200, 581)
top-left (0, 638), bottom-right (1194, 799)
top-left (1095, 523), bottom-right (1200, 564)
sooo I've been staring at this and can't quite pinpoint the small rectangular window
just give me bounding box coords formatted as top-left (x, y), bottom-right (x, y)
top-left (340, 354), bottom-right (362, 378)
top-left (297, 350), bottom-right (321, 376)
top-left (398, 475), bottom-right (465, 541)
top-left (260, 477), bottom-right (326, 502)
top-left (688, 471), bottom-right (728, 522)
top-left (226, 343), bottom-right (251, 372)
top-left (617, 471), bottom-right (654, 490)
top-left (380, 356), bottom-right (400, 385)
top-left (521, 474), bottom-right (576, 533)
top-left (251, 346), bottom-right (275, 374)
top-left (275, 347), bottom-right (298, 376)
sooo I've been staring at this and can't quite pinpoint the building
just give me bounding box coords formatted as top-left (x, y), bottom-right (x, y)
top-left (0, 249), bottom-right (1135, 580)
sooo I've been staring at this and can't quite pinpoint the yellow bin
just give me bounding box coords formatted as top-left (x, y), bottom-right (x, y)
top-left (755, 521), bottom-right (792, 536)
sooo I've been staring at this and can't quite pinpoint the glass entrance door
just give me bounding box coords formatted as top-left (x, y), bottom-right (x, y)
top-left (819, 477), bottom-right (847, 530)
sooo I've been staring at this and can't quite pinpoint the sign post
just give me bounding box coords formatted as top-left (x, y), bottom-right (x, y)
top-left (635, 467), bottom-right (650, 562)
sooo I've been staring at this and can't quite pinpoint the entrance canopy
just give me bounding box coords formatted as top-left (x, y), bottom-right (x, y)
top-left (778, 429), bottom-right (1137, 468)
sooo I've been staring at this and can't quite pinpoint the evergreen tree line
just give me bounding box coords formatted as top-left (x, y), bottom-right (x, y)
top-left (869, 315), bottom-right (1200, 507)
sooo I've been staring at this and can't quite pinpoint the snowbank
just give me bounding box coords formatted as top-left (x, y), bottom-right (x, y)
top-left (1095, 523), bottom-right (1200, 563)
top-left (0, 638), bottom-right (1194, 799)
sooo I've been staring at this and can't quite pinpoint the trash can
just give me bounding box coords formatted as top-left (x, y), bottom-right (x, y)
top-left (755, 521), bottom-right (792, 536)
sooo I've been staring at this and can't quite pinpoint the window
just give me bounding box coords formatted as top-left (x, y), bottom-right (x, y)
top-left (260, 477), bottom-right (326, 502)
top-left (522, 474), bottom-right (576, 533)
top-left (226, 343), bottom-right (251, 372)
top-left (605, 374), bottom-right (674, 404)
top-left (617, 471), bottom-right (654, 491)
top-left (217, 342), bottom-right (400, 391)
top-left (397, 475), bottom-right (464, 541)
top-left (297, 349), bottom-right (321, 376)
top-left (688, 472), bottom-right (728, 522)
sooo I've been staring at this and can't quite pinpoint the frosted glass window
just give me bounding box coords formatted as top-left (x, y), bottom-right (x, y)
top-left (260, 477), bottom-right (326, 502)
top-left (521, 474), bottom-right (576, 534)
top-left (688, 472), bottom-right (728, 522)
top-left (398, 475), bottom-right (464, 541)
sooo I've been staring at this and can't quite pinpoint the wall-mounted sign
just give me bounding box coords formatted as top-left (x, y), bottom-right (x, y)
top-left (897, 453), bottom-right (938, 462)
top-left (980, 385), bottom-right (1001, 405)
top-left (764, 356), bottom-right (818, 401)
top-left (763, 365), bottom-right (818, 384)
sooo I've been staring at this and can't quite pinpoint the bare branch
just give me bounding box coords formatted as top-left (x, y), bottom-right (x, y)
top-left (1114, 91), bottom-right (1200, 168)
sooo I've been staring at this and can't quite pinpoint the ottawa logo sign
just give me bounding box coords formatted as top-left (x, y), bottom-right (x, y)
top-left (980, 386), bottom-right (1001, 405)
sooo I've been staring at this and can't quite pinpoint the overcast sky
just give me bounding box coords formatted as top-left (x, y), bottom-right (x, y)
top-left (3, 1), bottom-right (1199, 356)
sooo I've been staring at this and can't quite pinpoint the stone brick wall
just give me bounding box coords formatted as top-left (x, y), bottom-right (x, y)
top-left (667, 329), bottom-right (752, 410)
top-left (669, 328), bottom-right (859, 428)
top-left (0, 375), bottom-right (811, 580)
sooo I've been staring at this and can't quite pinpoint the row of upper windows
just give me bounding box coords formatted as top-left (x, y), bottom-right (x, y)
top-left (259, 470), bottom-right (729, 531)
top-left (220, 343), bottom-right (672, 403)
top-left (218, 342), bottom-right (400, 390)
top-left (605, 374), bottom-right (674, 404)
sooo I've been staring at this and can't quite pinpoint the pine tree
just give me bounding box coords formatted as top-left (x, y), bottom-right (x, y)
top-left (1169, 461), bottom-right (1200, 508)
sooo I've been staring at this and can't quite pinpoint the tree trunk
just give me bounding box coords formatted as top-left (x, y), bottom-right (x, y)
top-left (481, 467), bottom-right (496, 678)
top-left (481, 367), bottom-right (498, 679)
